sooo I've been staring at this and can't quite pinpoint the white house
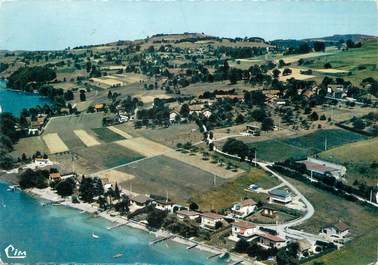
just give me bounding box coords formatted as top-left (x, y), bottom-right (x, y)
top-left (200, 212), bottom-right (224, 229)
top-left (320, 221), bottom-right (350, 238)
top-left (257, 233), bottom-right (286, 249)
top-left (202, 110), bottom-right (212, 118)
top-left (229, 220), bottom-right (258, 242)
top-left (176, 210), bottom-right (200, 220)
top-left (34, 158), bottom-right (53, 168)
top-left (231, 198), bottom-right (257, 218)
top-left (169, 111), bottom-right (179, 123)
top-left (268, 189), bottom-right (292, 204)
top-left (154, 199), bottom-right (175, 212)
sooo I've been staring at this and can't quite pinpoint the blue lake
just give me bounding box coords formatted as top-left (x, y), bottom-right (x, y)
top-left (0, 80), bottom-right (51, 116)
top-left (0, 182), bottom-right (226, 264)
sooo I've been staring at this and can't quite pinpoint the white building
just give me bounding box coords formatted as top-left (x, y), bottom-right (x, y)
top-left (34, 158), bottom-right (53, 168)
top-left (229, 220), bottom-right (258, 242)
top-left (231, 199), bottom-right (257, 218)
top-left (320, 221), bottom-right (350, 238)
top-left (200, 212), bottom-right (224, 229)
top-left (268, 189), bottom-right (292, 204)
top-left (302, 157), bottom-right (347, 180)
top-left (154, 200), bottom-right (175, 212)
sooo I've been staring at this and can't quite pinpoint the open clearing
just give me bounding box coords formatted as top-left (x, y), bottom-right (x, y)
top-left (44, 112), bottom-right (104, 133)
top-left (246, 129), bottom-right (367, 162)
top-left (287, 177), bottom-right (378, 265)
top-left (115, 137), bottom-right (172, 157)
top-left (75, 143), bottom-right (144, 170)
top-left (117, 155), bottom-right (226, 202)
top-left (11, 136), bottom-right (48, 157)
top-left (97, 169), bottom-right (136, 185)
top-left (278, 68), bottom-right (315, 81)
top-left (42, 133), bottom-right (69, 154)
top-left (74, 129), bottom-right (101, 147)
top-left (107, 126), bottom-right (133, 139)
top-left (192, 168), bottom-right (274, 211)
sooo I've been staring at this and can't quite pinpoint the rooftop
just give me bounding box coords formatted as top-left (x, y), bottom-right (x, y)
top-left (201, 212), bottom-right (224, 220)
top-left (268, 189), bottom-right (290, 198)
top-left (233, 220), bottom-right (256, 229)
top-left (258, 233), bottom-right (285, 242)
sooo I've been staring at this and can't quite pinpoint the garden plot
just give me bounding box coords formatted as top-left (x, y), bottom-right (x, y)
top-left (42, 133), bottom-right (69, 154)
top-left (115, 137), bottom-right (172, 157)
top-left (107, 126), bottom-right (133, 139)
top-left (74, 129), bottom-right (101, 147)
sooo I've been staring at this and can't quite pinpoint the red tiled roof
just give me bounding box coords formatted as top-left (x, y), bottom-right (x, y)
top-left (259, 233), bottom-right (285, 242)
top-left (239, 199), bottom-right (257, 207)
top-left (234, 220), bottom-right (256, 229)
top-left (201, 212), bottom-right (223, 220)
top-left (334, 221), bottom-right (349, 232)
top-left (303, 160), bottom-right (340, 174)
top-left (176, 210), bottom-right (199, 217)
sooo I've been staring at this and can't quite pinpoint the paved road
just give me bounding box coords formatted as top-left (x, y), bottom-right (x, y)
top-left (256, 161), bottom-right (315, 230)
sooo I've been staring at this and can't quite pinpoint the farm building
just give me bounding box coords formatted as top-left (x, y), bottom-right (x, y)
top-left (327, 84), bottom-right (346, 98)
top-left (229, 220), bottom-right (258, 242)
top-left (268, 189), bottom-right (292, 204)
top-left (200, 212), bottom-right (224, 229)
top-left (261, 205), bottom-right (277, 218)
top-left (320, 221), bottom-right (350, 238)
top-left (231, 198), bottom-right (257, 218)
top-left (301, 157), bottom-right (346, 180)
top-left (176, 210), bottom-right (200, 220)
top-left (34, 158), bottom-right (53, 168)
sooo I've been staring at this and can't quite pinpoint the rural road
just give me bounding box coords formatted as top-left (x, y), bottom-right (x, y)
top-left (256, 161), bottom-right (315, 230)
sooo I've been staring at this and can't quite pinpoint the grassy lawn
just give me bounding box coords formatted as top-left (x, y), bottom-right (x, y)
top-left (75, 143), bottom-right (144, 169)
top-left (192, 168), bottom-right (276, 211)
top-left (11, 136), bottom-right (49, 157)
top-left (44, 112), bottom-right (104, 133)
top-left (319, 138), bottom-right (378, 186)
top-left (284, 177), bottom-right (378, 265)
top-left (302, 40), bottom-right (378, 85)
top-left (91, 127), bottom-right (125, 142)
top-left (247, 129), bottom-right (367, 162)
top-left (118, 155), bottom-right (225, 203)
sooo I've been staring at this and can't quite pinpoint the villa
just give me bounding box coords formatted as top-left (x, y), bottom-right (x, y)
top-left (200, 212), bottom-right (224, 229)
top-left (130, 194), bottom-right (152, 209)
top-left (229, 220), bottom-right (258, 242)
top-left (257, 233), bottom-right (286, 249)
top-left (231, 198), bottom-right (257, 218)
top-left (154, 199), bottom-right (175, 212)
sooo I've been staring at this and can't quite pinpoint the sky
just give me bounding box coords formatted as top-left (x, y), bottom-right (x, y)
top-left (0, 0), bottom-right (377, 51)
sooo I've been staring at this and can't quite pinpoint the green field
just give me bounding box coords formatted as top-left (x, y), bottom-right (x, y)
top-left (91, 127), bottom-right (125, 142)
top-left (247, 129), bottom-right (367, 162)
top-left (44, 112), bottom-right (104, 133)
top-left (75, 143), bottom-right (144, 169)
top-left (302, 40), bottom-right (378, 84)
top-left (118, 155), bottom-right (226, 203)
top-left (193, 168), bottom-right (276, 211)
top-left (286, 177), bottom-right (378, 265)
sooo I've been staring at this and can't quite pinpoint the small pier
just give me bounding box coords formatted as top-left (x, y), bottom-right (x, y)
top-left (186, 243), bottom-right (198, 250)
top-left (230, 260), bottom-right (243, 265)
top-left (149, 235), bottom-right (173, 245)
top-left (207, 253), bottom-right (221, 259)
top-left (107, 222), bottom-right (128, 230)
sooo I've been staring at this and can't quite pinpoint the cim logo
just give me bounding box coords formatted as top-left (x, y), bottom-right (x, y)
top-left (4, 244), bottom-right (27, 259)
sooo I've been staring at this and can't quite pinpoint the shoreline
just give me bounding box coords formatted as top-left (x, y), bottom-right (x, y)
top-left (22, 186), bottom-right (252, 264)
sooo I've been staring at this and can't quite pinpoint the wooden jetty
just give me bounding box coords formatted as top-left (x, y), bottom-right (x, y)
top-left (149, 235), bottom-right (173, 245)
top-left (186, 243), bottom-right (198, 250)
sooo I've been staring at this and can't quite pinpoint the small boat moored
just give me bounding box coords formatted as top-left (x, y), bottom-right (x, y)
top-left (92, 233), bottom-right (100, 239)
top-left (113, 253), bottom-right (123, 258)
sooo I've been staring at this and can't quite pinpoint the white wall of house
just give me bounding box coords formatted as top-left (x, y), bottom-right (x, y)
top-left (201, 217), bottom-right (222, 228)
top-left (231, 204), bottom-right (256, 218)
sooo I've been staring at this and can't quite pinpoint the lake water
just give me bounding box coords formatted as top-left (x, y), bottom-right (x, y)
top-left (0, 80), bottom-right (51, 117)
top-left (0, 182), bottom-right (226, 264)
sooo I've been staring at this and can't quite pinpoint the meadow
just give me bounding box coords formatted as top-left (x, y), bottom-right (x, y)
top-left (247, 129), bottom-right (367, 162)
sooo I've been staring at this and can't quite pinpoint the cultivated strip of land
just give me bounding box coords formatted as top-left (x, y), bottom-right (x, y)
top-left (74, 129), bottom-right (101, 147)
top-left (115, 137), bottom-right (171, 157)
top-left (107, 126), bottom-right (133, 139)
top-left (42, 133), bottom-right (69, 154)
